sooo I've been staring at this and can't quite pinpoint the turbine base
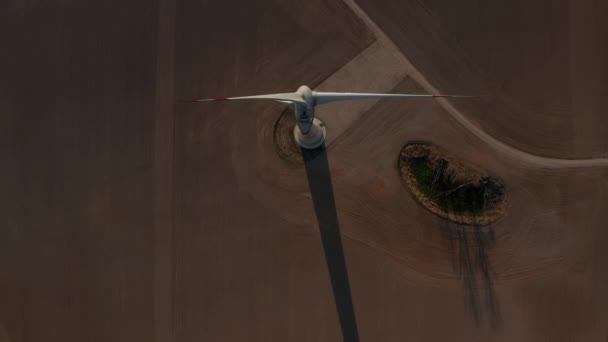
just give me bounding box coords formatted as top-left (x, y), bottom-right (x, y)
top-left (293, 118), bottom-right (326, 149)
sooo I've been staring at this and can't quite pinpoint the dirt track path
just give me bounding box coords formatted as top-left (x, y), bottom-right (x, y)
top-left (315, 39), bottom-right (408, 146)
top-left (344, 0), bottom-right (608, 169)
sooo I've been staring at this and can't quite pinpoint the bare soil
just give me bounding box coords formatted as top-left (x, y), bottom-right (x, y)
top-left (4, 0), bottom-right (608, 341)
top-left (0, 0), bottom-right (374, 341)
top-left (273, 109), bottom-right (304, 164)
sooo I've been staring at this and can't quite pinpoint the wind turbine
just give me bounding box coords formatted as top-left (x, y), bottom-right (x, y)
top-left (184, 85), bottom-right (475, 149)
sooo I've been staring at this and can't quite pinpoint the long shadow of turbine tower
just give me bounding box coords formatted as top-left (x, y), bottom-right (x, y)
top-left (301, 145), bottom-right (360, 342)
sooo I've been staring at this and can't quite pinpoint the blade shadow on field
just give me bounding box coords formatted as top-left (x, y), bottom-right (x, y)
top-left (301, 145), bottom-right (360, 342)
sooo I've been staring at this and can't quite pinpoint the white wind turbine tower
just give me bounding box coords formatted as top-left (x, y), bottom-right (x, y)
top-left (184, 85), bottom-right (475, 149)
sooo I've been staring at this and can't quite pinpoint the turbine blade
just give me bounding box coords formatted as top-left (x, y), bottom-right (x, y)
top-left (313, 91), bottom-right (477, 105)
top-left (181, 92), bottom-right (305, 103)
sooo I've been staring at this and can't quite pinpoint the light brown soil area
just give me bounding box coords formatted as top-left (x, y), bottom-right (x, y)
top-left (3, 0), bottom-right (608, 341)
top-left (330, 74), bottom-right (608, 341)
top-left (2, 2), bottom-right (159, 341)
top-left (398, 143), bottom-right (507, 226)
top-left (172, 2), bottom-right (373, 340)
top-left (1, 0), bottom-right (373, 341)
top-left (357, 0), bottom-right (608, 159)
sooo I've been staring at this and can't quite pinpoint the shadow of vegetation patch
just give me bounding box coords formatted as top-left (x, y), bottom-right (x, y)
top-left (398, 142), bottom-right (506, 226)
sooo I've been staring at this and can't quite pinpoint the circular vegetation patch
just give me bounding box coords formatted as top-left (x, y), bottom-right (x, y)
top-left (398, 142), bottom-right (507, 226)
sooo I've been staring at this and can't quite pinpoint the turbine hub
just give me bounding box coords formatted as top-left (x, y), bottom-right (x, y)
top-left (296, 85), bottom-right (314, 106)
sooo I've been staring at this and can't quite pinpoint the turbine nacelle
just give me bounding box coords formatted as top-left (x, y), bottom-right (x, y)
top-left (295, 103), bottom-right (315, 135)
top-left (294, 85), bottom-right (315, 134)
top-left (296, 85), bottom-right (314, 105)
